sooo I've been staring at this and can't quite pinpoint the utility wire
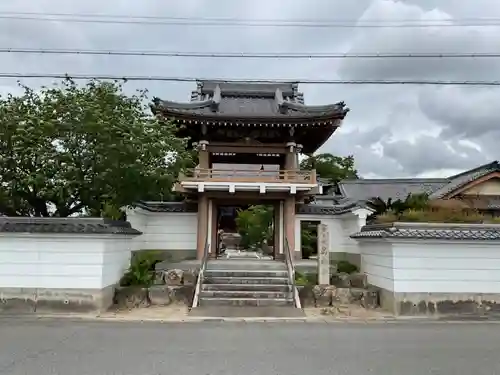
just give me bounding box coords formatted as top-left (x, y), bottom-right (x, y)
top-left (0, 73), bottom-right (499, 86)
top-left (4, 11), bottom-right (500, 22)
top-left (1, 48), bottom-right (499, 59)
top-left (1, 14), bottom-right (500, 28)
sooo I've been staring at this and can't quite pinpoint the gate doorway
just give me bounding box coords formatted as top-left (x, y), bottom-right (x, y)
top-left (215, 203), bottom-right (276, 258)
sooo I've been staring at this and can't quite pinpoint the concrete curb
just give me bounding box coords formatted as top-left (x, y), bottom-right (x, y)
top-left (3, 313), bottom-right (500, 324)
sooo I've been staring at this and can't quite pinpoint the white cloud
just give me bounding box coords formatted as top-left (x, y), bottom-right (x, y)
top-left (0, 0), bottom-right (499, 177)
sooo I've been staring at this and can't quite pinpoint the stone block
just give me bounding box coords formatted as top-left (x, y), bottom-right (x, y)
top-left (334, 287), bottom-right (354, 304)
top-left (361, 289), bottom-right (379, 309)
top-left (153, 271), bottom-right (166, 285)
top-left (348, 273), bottom-right (367, 288)
top-left (312, 285), bottom-right (337, 307)
top-left (168, 285), bottom-right (194, 305)
top-left (165, 269), bottom-right (184, 285)
top-left (182, 269), bottom-right (198, 285)
top-left (148, 286), bottom-right (172, 306)
top-left (298, 285), bottom-right (315, 307)
top-left (113, 287), bottom-right (150, 310)
top-left (330, 272), bottom-right (351, 288)
top-left (0, 288), bottom-right (36, 314)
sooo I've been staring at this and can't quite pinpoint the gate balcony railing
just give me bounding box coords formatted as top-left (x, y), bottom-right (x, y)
top-left (179, 168), bottom-right (317, 184)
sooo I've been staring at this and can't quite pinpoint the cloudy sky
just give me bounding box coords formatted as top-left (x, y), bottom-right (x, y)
top-left (0, 0), bottom-right (499, 178)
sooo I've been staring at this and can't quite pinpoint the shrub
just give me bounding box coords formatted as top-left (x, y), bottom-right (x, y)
top-left (374, 207), bottom-right (498, 224)
top-left (120, 251), bottom-right (162, 287)
top-left (295, 271), bottom-right (317, 286)
top-left (375, 211), bottom-right (399, 223)
top-left (336, 260), bottom-right (358, 274)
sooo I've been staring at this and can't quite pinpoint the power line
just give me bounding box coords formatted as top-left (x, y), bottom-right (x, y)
top-left (5, 11), bottom-right (500, 22)
top-left (1, 48), bottom-right (500, 59)
top-left (0, 73), bottom-right (499, 86)
top-left (2, 14), bottom-right (500, 28)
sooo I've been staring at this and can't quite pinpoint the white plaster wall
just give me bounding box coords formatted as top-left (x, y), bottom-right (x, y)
top-left (0, 234), bottom-right (133, 290)
top-left (295, 214), bottom-right (344, 255)
top-left (338, 217), bottom-right (362, 254)
top-left (358, 240), bottom-right (395, 291)
top-left (358, 239), bottom-right (500, 294)
top-left (127, 208), bottom-right (197, 251)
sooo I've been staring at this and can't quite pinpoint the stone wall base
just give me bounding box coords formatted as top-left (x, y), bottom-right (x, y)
top-left (113, 285), bottom-right (195, 310)
top-left (0, 285), bottom-right (116, 314)
top-left (378, 289), bottom-right (500, 317)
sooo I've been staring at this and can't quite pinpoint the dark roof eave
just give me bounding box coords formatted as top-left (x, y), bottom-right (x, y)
top-left (152, 108), bottom-right (348, 123)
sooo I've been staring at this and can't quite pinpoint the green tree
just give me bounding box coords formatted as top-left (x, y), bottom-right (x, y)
top-left (300, 153), bottom-right (358, 183)
top-left (368, 193), bottom-right (430, 223)
top-left (0, 78), bottom-right (190, 217)
top-left (300, 223), bottom-right (317, 259)
top-left (235, 205), bottom-right (274, 250)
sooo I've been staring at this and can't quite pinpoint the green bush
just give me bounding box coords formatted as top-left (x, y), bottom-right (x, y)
top-left (295, 271), bottom-right (317, 286)
top-left (336, 260), bottom-right (358, 274)
top-left (120, 251), bottom-right (162, 287)
top-left (235, 205), bottom-right (274, 250)
top-left (375, 208), bottom-right (498, 224)
top-left (301, 224), bottom-right (317, 259)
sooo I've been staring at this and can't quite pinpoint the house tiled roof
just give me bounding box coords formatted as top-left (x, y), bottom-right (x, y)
top-left (351, 222), bottom-right (500, 240)
top-left (337, 161), bottom-right (500, 203)
top-left (297, 200), bottom-right (372, 215)
top-left (339, 178), bottom-right (448, 202)
top-left (135, 201), bottom-right (198, 213)
top-left (0, 217), bottom-right (142, 235)
top-left (429, 161), bottom-right (500, 199)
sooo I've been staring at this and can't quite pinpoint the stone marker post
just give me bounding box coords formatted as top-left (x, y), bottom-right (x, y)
top-left (317, 223), bottom-right (330, 285)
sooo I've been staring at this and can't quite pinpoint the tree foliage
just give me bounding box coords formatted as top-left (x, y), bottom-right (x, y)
top-left (300, 153), bottom-right (358, 183)
top-left (0, 79), bottom-right (190, 217)
top-left (300, 223), bottom-right (317, 259)
top-left (367, 193), bottom-right (500, 224)
top-left (235, 205), bottom-right (274, 250)
top-left (368, 193), bottom-right (430, 223)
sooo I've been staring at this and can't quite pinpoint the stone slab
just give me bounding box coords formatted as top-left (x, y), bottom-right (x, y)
top-left (188, 306), bottom-right (305, 318)
top-left (317, 224), bottom-right (330, 285)
top-left (0, 288), bottom-right (37, 313)
top-left (0, 287), bottom-right (115, 314)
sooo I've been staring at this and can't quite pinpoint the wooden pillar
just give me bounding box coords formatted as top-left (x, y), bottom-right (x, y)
top-left (198, 142), bottom-right (209, 169)
top-left (196, 194), bottom-right (209, 260)
top-left (283, 196), bottom-right (296, 259)
top-left (273, 201), bottom-right (283, 259)
top-left (211, 200), bottom-right (218, 257)
top-left (284, 142), bottom-right (298, 170)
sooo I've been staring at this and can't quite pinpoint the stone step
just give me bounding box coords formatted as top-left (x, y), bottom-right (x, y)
top-left (189, 306), bottom-right (306, 318)
top-left (204, 270), bottom-right (288, 278)
top-left (202, 283), bottom-right (292, 292)
top-left (200, 290), bottom-right (292, 299)
top-left (204, 277), bottom-right (289, 285)
top-left (206, 260), bottom-right (287, 271)
top-left (198, 297), bottom-right (294, 307)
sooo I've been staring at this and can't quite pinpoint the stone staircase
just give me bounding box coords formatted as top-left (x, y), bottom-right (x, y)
top-left (198, 259), bottom-right (296, 307)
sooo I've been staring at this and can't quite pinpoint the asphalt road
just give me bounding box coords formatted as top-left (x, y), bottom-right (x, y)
top-left (1, 319), bottom-right (500, 375)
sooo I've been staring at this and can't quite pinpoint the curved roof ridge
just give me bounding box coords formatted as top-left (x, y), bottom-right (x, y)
top-left (280, 100), bottom-right (349, 116)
